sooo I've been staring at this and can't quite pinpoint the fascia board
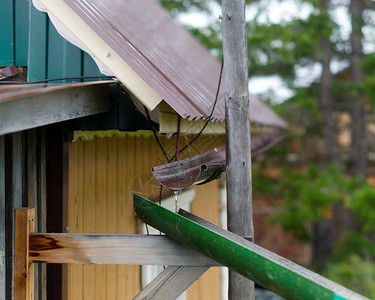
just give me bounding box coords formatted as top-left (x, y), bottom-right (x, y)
top-left (32, 0), bottom-right (162, 111)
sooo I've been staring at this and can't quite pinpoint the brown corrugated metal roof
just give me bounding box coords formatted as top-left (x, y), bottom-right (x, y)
top-left (34, 0), bottom-right (287, 129)
top-left (62, 0), bottom-right (225, 121)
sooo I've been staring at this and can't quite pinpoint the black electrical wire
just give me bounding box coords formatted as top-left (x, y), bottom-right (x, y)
top-left (0, 75), bottom-right (116, 84)
top-left (144, 106), bottom-right (171, 163)
top-left (144, 57), bottom-right (224, 164)
top-left (171, 56), bottom-right (224, 160)
top-left (144, 58), bottom-right (223, 255)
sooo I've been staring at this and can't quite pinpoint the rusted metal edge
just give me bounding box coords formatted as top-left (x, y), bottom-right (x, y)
top-left (152, 132), bottom-right (283, 190)
top-left (0, 80), bottom-right (115, 104)
top-left (0, 65), bottom-right (17, 80)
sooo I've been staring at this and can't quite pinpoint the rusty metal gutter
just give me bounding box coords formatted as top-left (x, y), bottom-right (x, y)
top-left (152, 132), bottom-right (283, 190)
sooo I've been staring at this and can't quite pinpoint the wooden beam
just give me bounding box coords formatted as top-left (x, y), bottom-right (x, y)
top-left (15, 208), bottom-right (35, 300)
top-left (133, 266), bottom-right (208, 300)
top-left (0, 82), bottom-right (110, 135)
top-left (222, 0), bottom-right (254, 298)
top-left (29, 234), bottom-right (221, 266)
top-left (6, 133), bottom-right (25, 299)
top-left (36, 128), bottom-right (47, 300)
top-left (0, 136), bottom-right (5, 300)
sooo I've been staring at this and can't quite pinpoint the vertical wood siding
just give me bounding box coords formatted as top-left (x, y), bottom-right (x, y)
top-left (0, 130), bottom-right (47, 300)
top-left (68, 134), bottom-right (225, 299)
top-left (0, 136), bottom-right (5, 300)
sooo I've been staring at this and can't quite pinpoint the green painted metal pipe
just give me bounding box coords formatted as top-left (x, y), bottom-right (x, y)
top-left (133, 194), bottom-right (368, 300)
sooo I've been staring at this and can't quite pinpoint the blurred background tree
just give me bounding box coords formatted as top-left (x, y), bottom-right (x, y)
top-left (158, 0), bottom-right (375, 297)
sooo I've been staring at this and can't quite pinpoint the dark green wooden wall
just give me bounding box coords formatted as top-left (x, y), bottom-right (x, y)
top-left (0, 0), bottom-right (101, 82)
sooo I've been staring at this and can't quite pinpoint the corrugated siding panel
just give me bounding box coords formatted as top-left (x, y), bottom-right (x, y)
top-left (83, 52), bottom-right (103, 78)
top-left (0, 0), bottom-right (33, 66)
top-left (27, 2), bottom-right (48, 81)
top-left (68, 134), bottom-right (225, 299)
top-left (14, 0), bottom-right (29, 66)
top-left (0, 0), bottom-right (101, 79)
top-left (0, 0), bottom-right (14, 66)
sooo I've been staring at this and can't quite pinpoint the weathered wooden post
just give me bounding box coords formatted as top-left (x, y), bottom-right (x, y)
top-left (222, 0), bottom-right (254, 299)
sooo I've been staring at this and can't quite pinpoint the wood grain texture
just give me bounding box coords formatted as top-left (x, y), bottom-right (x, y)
top-left (29, 234), bottom-right (220, 266)
top-left (133, 266), bottom-right (209, 300)
top-left (0, 83), bottom-right (110, 135)
top-left (82, 140), bottom-right (95, 300)
top-left (0, 136), bottom-right (5, 300)
top-left (15, 208), bottom-right (35, 300)
top-left (36, 128), bottom-right (47, 300)
top-left (67, 135), bottom-right (225, 299)
top-left (7, 133), bottom-right (25, 300)
top-left (222, 0), bottom-right (254, 298)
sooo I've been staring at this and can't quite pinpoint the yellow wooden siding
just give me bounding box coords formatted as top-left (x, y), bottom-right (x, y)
top-left (67, 134), bottom-right (225, 299)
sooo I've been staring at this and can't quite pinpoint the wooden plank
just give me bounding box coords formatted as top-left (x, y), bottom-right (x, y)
top-left (133, 266), bottom-right (208, 300)
top-left (95, 138), bottom-right (107, 300)
top-left (106, 138), bottom-right (117, 299)
top-left (117, 136), bottom-right (140, 299)
top-left (29, 234), bottom-right (220, 266)
top-left (61, 128), bottom-right (69, 300)
top-left (0, 136), bottom-right (5, 300)
top-left (222, 0), bottom-right (254, 298)
top-left (82, 139), bottom-right (96, 300)
top-left (6, 133), bottom-right (25, 300)
top-left (36, 128), bottom-right (47, 300)
top-left (67, 140), bottom-right (77, 300)
top-left (27, 130), bottom-right (39, 300)
top-left (12, 133), bottom-right (24, 208)
top-left (0, 83), bottom-right (110, 135)
top-left (27, 130), bottom-right (37, 209)
top-left (15, 208), bottom-right (35, 300)
top-left (70, 139), bottom-right (84, 300)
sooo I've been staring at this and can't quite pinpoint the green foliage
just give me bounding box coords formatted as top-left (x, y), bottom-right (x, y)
top-left (353, 184), bottom-right (375, 233)
top-left (252, 167), bottom-right (280, 195)
top-left (325, 255), bottom-right (375, 298)
top-left (270, 165), bottom-right (363, 241)
top-left (160, 0), bottom-right (375, 289)
top-left (160, 0), bottom-right (340, 90)
top-left (332, 233), bottom-right (375, 262)
top-left (187, 24), bottom-right (222, 56)
top-left (157, 0), bottom-right (211, 14)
